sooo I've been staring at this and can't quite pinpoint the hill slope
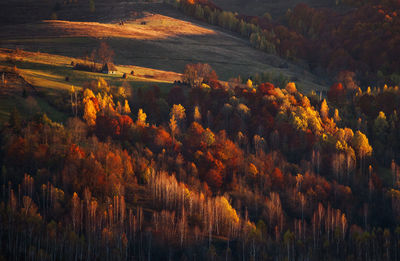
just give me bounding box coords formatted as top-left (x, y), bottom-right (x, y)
top-left (0, 2), bottom-right (328, 93)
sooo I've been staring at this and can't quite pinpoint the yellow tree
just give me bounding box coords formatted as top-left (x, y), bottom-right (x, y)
top-left (246, 79), bottom-right (253, 88)
top-left (352, 130), bottom-right (372, 173)
top-left (83, 89), bottom-right (97, 126)
top-left (170, 104), bottom-right (186, 121)
top-left (136, 108), bottom-right (147, 127)
top-left (122, 99), bottom-right (131, 115)
top-left (320, 99), bottom-right (329, 120)
top-left (169, 114), bottom-right (178, 139)
top-left (194, 105), bottom-right (201, 122)
top-left (334, 109), bottom-right (341, 123)
top-left (352, 131), bottom-right (372, 158)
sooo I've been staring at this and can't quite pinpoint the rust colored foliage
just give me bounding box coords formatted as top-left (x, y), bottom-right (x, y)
top-left (328, 83), bottom-right (345, 104)
top-left (271, 167), bottom-right (284, 189)
top-left (95, 115), bottom-right (133, 140)
top-left (258, 82), bottom-right (275, 95)
top-left (154, 127), bottom-right (173, 148)
top-left (69, 144), bottom-right (85, 159)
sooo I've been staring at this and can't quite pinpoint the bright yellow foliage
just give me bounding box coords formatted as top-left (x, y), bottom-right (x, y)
top-left (83, 92), bottom-right (97, 126)
top-left (170, 104), bottom-right (186, 121)
top-left (217, 196), bottom-right (239, 224)
top-left (352, 131), bottom-right (372, 158)
top-left (320, 99), bottom-right (329, 120)
top-left (123, 100), bottom-right (131, 114)
top-left (246, 79), bottom-right (253, 88)
top-left (136, 108), bottom-right (147, 127)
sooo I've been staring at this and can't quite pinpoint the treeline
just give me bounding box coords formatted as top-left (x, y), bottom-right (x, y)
top-left (166, 0), bottom-right (279, 55)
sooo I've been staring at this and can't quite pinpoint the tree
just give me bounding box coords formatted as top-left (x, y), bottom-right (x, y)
top-left (170, 104), bottom-right (186, 121)
top-left (336, 71), bottom-right (358, 91)
top-left (328, 83), bottom-right (345, 103)
top-left (246, 79), bottom-right (253, 88)
top-left (169, 114), bottom-right (178, 138)
top-left (194, 105), bottom-right (201, 122)
top-left (97, 42), bottom-right (114, 65)
top-left (83, 90), bottom-right (98, 126)
top-left (320, 99), bottom-right (329, 120)
top-left (285, 82), bottom-right (297, 94)
top-left (373, 111), bottom-right (389, 138)
top-left (122, 100), bottom-right (131, 115)
top-left (334, 109), bottom-right (341, 123)
top-left (182, 64), bottom-right (198, 87)
top-left (352, 131), bottom-right (372, 173)
top-left (182, 63), bottom-right (215, 87)
top-left (136, 108), bottom-right (147, 127)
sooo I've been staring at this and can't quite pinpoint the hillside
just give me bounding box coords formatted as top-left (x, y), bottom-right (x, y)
top-left (0, 2), bottom-right (328, 93)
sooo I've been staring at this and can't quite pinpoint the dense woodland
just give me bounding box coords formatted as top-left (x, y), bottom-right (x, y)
top-left (1, 0), bottom-right (400, 260)
top-left (1, 60), bottom-right (400, 260)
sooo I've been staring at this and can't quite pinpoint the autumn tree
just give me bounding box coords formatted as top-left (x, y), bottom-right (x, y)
top-left (122, 99), bottom-right (131, 115)
top-left (194, 105), bottom-right (201, 122)
top-left (320, 99), bottom-right (329, 120)
top-left (136, 108), bottom-right (147, 127)
top-left (352, 130), bottom-right (372, 173)
top-left (83, 89), bottom-right (98, 126)
top-left (285, 82), bottom-right (297, 94)
top-left (170, 104), bottom-right (186, 121)
top-left (182, 63), bottom-right (216, 87)
top-left (97, 42), bottom-right (114, 65)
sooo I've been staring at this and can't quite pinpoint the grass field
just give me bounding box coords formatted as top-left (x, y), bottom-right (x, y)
top-left (0, 48), bottom-right (180, 90)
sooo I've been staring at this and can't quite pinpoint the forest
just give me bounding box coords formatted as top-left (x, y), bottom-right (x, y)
top-left (1, 61), bottom-right (400, 260)
top-left (1, 0), bottom-right (400, 260)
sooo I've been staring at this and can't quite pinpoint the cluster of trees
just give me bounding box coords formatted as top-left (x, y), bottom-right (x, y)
top-left (1, 63), bottom-right (400, 260)
top-left (74, 42), bottom-right (114, 73)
